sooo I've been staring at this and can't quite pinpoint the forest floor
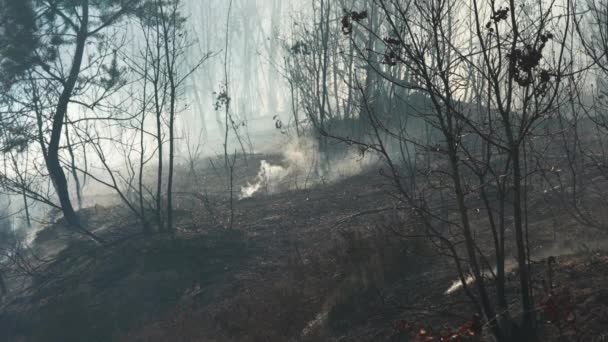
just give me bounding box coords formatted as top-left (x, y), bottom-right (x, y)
top-left (1, 154), bottom-right (608, 341)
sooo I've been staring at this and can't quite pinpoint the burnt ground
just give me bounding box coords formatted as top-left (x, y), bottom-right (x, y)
top-left (1, 154), bottom-right (608, 341)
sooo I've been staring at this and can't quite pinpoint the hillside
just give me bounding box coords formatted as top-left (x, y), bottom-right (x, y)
top-left (1, 155), bottom-right (607, 342)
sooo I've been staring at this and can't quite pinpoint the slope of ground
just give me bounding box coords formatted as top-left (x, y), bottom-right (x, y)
top-left (1, 155), bottom-right (607, 341)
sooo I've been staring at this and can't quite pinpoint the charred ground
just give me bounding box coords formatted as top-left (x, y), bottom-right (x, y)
top-left (0, 154), bottom-right (607, 342)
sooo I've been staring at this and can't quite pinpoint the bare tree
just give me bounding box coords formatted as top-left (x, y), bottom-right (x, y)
top-left (286, 0), bottom-right (576, 339)
top-left (0, 0), bottom-right (146, 242)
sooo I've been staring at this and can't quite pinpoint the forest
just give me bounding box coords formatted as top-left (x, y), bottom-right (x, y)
top-left (1, 0), bottom-right (608, 341)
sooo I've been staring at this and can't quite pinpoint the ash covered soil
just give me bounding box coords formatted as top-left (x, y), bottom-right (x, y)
top-left (1, 154), bottom-right (608, 342)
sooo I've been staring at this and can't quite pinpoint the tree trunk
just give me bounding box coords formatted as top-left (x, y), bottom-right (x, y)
top-left (46, 0), bottom-right (101, 243)
top-left (153, 42), bottom-right (164, 229)
top-left (511, 146), bottom-right (535, 334)
top-left (22, 188), bottom-right (31, 228)
top-left (164, 49), bottom-right (176, 232)
top-left (64, 118), bottom-right (83, 209)
top-left (0, 269), bottom-right (6, 298)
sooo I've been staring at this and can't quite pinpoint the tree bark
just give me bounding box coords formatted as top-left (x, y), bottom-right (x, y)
top-left (162, 3), bottom-right (177, 232)
top-left (0, 269), bottom-right (6, 298)
top-left (46, 0), bottom-right (101, 243)
top-left (511, 146), bottom-right (534, 333)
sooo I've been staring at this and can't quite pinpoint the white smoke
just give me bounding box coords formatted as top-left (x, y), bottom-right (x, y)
top-left (445, 274), bottom-right (477, 295)
top-left (445, 261), bottom-right (518, 295)
top-left (240, 160), bottom-right (291, 198)
top-left (240, 136), bottom-right (378, 199)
